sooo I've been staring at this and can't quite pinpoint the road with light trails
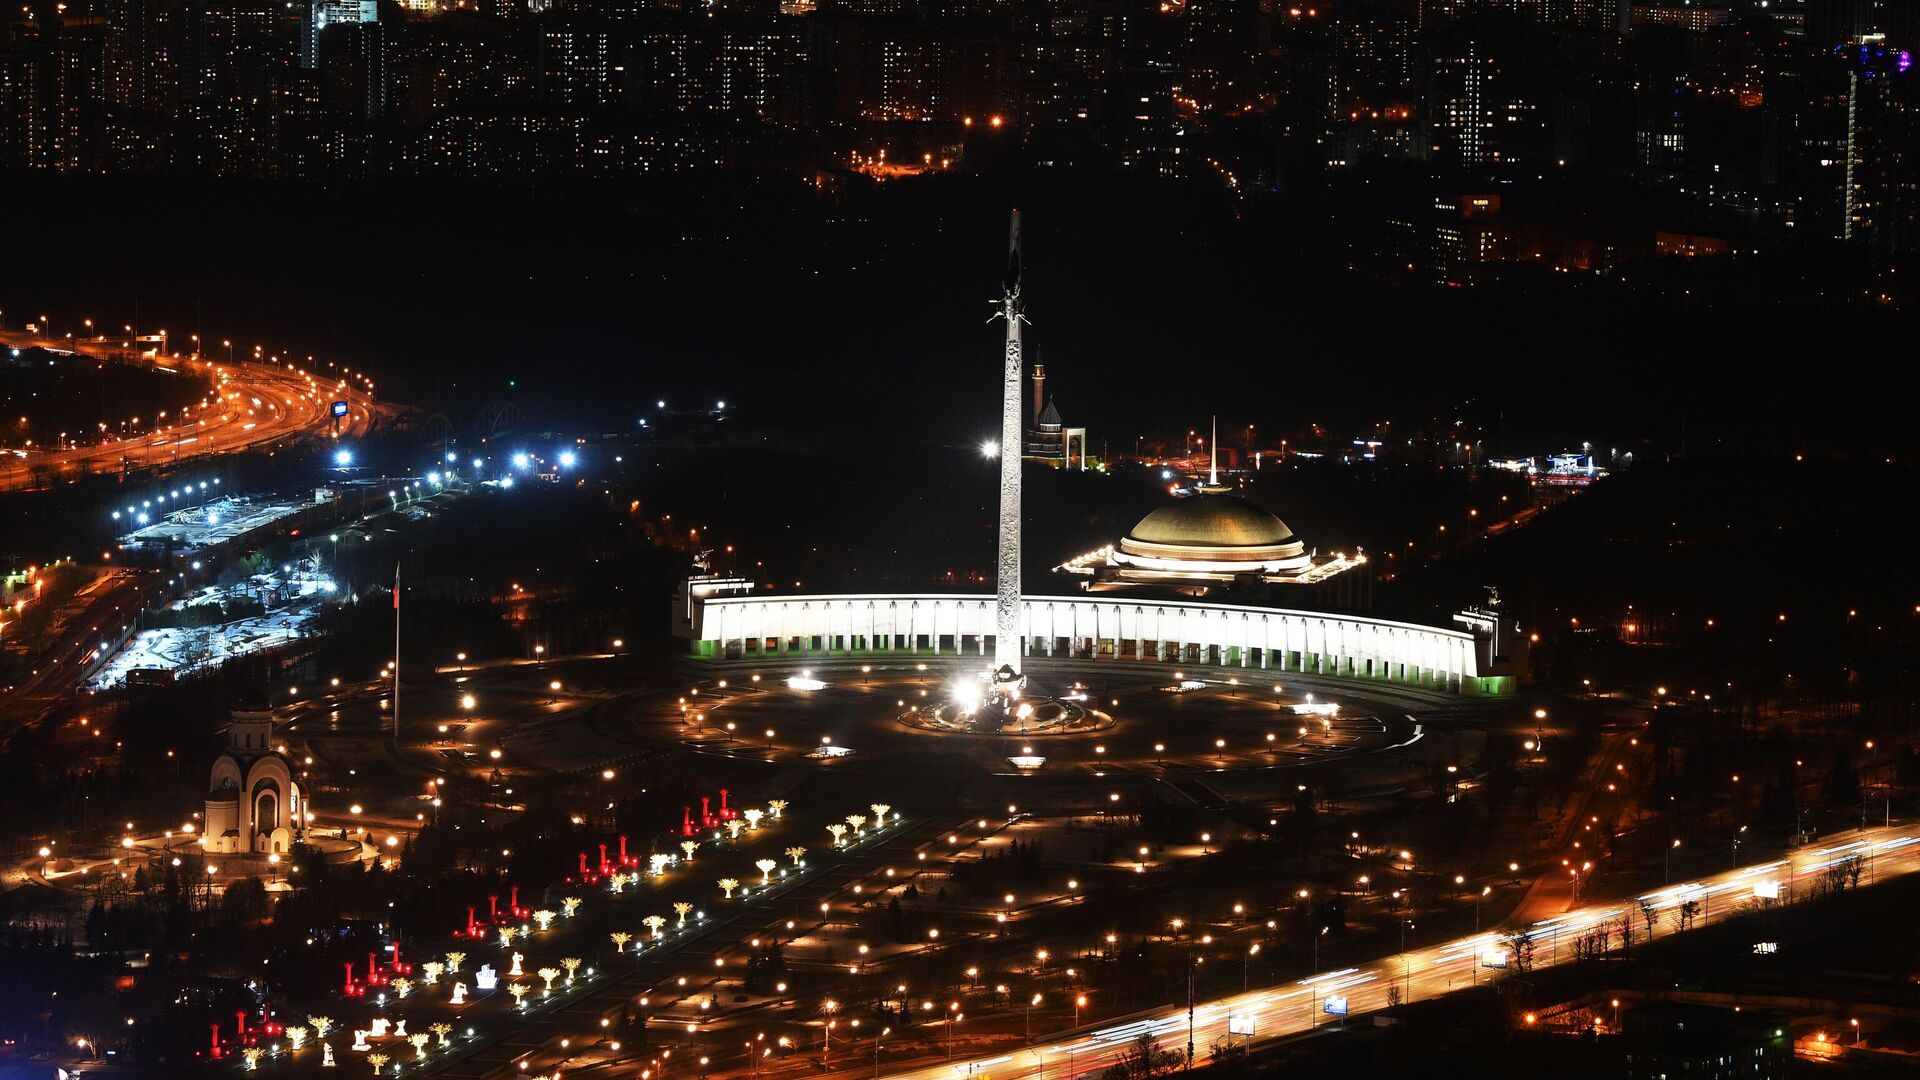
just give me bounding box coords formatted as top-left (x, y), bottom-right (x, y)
top-left (0, 329), bottom-right (378, 491)
top-left (887, 825), bottom-right (1920, 1080)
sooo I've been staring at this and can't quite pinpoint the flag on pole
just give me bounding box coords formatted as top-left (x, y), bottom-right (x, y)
top-left (393, 563), bottom-right (401, 609)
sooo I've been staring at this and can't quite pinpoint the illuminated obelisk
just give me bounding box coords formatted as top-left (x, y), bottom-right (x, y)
top-left (991, 210), bottom-right (1026, 699)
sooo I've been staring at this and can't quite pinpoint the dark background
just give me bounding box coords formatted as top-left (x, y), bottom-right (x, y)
top-left (6, 170), bottom-right (1912, 461)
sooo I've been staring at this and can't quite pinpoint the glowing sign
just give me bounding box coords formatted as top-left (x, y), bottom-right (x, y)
top-left (1323, 996), bottom-right (1348, 1016)
top-left (331, 400), bottom-right (349, 417)
top-left (1751, 879), bottom-right (1779, 900)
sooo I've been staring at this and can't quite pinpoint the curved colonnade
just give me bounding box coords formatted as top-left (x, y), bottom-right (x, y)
top-left (684, 593), bottom-right (1482, 693)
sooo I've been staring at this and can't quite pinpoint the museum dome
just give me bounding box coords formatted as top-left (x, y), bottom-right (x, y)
top-left (1118, 494), bottom-right (1308, 567)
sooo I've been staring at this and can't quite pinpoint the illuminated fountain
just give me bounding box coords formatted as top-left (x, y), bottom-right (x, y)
top-left (903, 669), bottom-right (1110, 735)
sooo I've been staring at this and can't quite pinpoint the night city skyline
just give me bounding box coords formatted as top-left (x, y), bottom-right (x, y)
top-left (3, 1), bottom-right (1920, 1079)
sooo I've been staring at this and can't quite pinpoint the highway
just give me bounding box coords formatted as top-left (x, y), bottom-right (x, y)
top-left (887, 825), bottom-right (1920, 1080)
top-left (0, 566), bottom-right (162, 732)
top-left (0, 329), bottom-right (377, 491)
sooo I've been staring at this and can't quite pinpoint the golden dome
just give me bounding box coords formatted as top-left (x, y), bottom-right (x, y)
top-left (1126, 494), bottom-right (1295, 547)
top-left (1116, 494), bottom-right (1309, 568)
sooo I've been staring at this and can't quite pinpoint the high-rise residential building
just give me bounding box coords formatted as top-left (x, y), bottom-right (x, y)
top-left (1633, 25), bottom-right (1688, 171)
top-left (1329, 0), bottom-right (1415, 121)
top-left (315, 13), bottom-right (386, 121)
top-left (1179, 0), bottom-right (1258, 111)
top-left (389, 12), bottom-right (531, 125)
top-left (303, 0), bottom-right (376, 70)
top-left (1423, 33), bottom-right (1493, 164)
top-left (540, 19), bottom-right (621, 108)
top-left (1838, 41), bottom-right (1917, 249)
top-left (1631, 1), bottom-right (1730, 33)
top-left (104, 0), bottom-right (182, 111)
top-left (629, 23), bottom-right (800, 121)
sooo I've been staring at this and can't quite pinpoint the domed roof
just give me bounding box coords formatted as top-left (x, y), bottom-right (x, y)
top-left (1125, 494), bottom-right (1296, 549)
top-left (231, 687), bottom-right (272, 712)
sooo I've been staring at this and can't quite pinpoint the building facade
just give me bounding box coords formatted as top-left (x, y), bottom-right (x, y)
top-left (202, 698), bottom-right (306, 856)
top-left (675, 584), bottom-right (1497, 692)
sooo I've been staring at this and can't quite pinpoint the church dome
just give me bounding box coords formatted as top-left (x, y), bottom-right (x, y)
top-left (1118, 494), bottom-right (1308, 567)
top-left (1127, 494), bottom-right (1295, 549)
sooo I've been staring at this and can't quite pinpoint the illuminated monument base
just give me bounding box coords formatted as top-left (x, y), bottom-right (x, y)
top-left (905, 665), bottom-right (1110, 736)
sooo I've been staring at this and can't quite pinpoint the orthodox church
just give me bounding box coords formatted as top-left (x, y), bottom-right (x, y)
top-left (202, 693), bottom-right (305, 855)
